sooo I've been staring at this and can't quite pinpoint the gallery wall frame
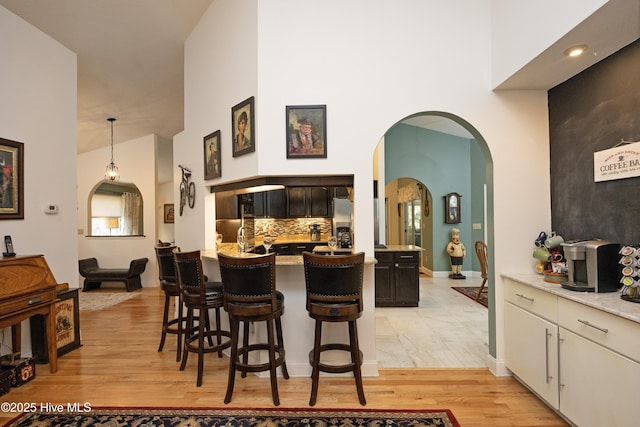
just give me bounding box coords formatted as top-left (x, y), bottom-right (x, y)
top-left (163, 204), bottom-right (175, 224)
top-left (0, 137), bottom-right (24, 220)
top-left (231, 96), bottom-right (255, 157)
top-left (204, 130), bottom-right (221, 180)
top-left (286, 105), bottom-right (327, 159)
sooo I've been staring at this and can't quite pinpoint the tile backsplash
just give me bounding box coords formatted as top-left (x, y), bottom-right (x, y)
top-left (254, 218), bottom-right (332, 237)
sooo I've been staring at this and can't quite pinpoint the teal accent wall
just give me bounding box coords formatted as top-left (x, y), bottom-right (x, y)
top-left (385, 123), bottom-right (484, 273)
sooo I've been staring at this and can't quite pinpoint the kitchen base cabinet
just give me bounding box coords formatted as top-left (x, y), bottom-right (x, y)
top-left (504, 302), bottom-right (559, 409)
top-left (504, 277), bottom-right (640, 427)
top-left (559, 327), bottom-right (640, 427)
top-left (375, 251), bottom-right (419, 307)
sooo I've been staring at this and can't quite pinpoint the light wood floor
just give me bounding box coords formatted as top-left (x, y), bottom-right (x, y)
top-left (0, 287), bottom-right (568, 427)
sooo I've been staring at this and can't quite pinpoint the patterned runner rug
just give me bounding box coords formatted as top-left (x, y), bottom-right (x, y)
top-left (451, 286), bottom-right (488, 307)
top-left (6, 407), bottom-right (460, 426)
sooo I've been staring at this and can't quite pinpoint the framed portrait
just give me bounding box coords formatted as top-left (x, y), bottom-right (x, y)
top-left (204, 130), bottom-right (221, 180)
top-left (0, 137), bottom-right (24, 220)
top-left (163, 204), bottom-right (175, 224)
top-left (286, 105), bottom-right (327, 159)
top-left (231, 96), bottom-right (255, 157)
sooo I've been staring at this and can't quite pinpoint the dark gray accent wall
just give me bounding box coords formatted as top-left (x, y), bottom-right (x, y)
top-left (549, 38), bottom-right (640, 245)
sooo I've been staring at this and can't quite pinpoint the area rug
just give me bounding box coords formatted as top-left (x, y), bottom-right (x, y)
top-left (78, 290), bottom-right (142, 311)
top-left (452, 286), bottom-right (488, 308)
top-left (6, 407), bottom-right (460, 427)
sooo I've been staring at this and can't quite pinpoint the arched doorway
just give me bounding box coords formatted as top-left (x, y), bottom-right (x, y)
top-left (374, 111), bottom-right (495, 367)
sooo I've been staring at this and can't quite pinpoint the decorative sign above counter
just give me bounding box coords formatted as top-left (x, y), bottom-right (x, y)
top-left (594, 140), bottom-right (640, 182)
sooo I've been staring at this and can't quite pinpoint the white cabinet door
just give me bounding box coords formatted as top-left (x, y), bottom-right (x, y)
top-left (505, 302), bottom-right (559, 409)
top-left (559, 327), bottom-right (640, 427)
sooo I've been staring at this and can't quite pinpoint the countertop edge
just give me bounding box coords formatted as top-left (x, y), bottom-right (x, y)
top-left (501, 273), bottom-right (640, 324)
top-left (202, 250), bottom-right (377, 266)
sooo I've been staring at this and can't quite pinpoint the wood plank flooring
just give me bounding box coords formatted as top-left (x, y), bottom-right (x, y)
top-left (0, 287), bottom-right (568, 426)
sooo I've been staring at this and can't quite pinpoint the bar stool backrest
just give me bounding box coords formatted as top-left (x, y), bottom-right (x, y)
top-left (174, 250), bottom-right (207, 300)
top-left (218, 253), bottom-right (277, 315)
top-left (155, 245), bottom-right (178, 283)
top-left (303, 252), bottom-right (365, 313)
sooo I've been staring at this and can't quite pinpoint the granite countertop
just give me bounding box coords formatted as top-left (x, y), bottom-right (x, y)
top-left (374, 244), bottom-right (423, 252)
top-left (201, 249), bottom-right (376, 266)
top-left (502, 273), bottom-right (640, 324)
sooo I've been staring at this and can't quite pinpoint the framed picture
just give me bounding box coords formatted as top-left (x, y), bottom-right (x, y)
top-left (163, 204), bottom-right (175, 224)
top-left (286, 105), bottom-right (327, 159)
top-left (204, 130), bottom-right (221, 179)
top-left (444, 192), bottom-right (461, 224)
top-left (231, 96), bottom-right (255, 157)
top-left (0, 137), bottom-right (24, 220)
top-left (30, 289), bottom-right (81, 362)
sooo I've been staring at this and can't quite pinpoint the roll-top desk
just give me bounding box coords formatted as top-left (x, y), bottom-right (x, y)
top-left (0, 255), bottom-right (61, 373)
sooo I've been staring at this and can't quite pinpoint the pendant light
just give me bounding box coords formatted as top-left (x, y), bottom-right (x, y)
top-left (105, 117), bottom-right (120, 181)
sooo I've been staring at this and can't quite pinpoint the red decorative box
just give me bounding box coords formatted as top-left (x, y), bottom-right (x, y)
top-left (0, 357), bottom-right (36, 387)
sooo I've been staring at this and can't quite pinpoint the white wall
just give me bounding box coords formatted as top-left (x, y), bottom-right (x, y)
top-left (0, 6), bottom-right (78, 354)
top-left (491, 0), bottom-right (607, 87)
top-left (176, 0), bottom-right (612, 375)
top-left (77, 134), bottom-right (159, 287)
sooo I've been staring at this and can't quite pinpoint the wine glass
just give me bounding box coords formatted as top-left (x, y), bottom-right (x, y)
top-left (263, 235), bottom-right (273, 254)
top-left (328, 236), bottom-right (338, 255)
top-left (215, 233), bottom-right (223, 251)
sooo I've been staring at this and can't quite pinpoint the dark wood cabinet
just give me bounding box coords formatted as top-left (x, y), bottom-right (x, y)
top-left (215, 192), bottom-right (239, 219)
top-left (253, 189), bottom-right (286, 218)
top-left (375, 250), bottom-right (419, 307)
top-left (286, 187), bottom-right (330, 218)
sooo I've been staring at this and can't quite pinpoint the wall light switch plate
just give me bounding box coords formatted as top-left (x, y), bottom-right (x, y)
top-left (472, 223), bottom-right (482, 230)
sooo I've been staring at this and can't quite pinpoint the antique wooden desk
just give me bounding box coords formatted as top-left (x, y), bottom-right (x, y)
top-left (0, 255), bottom-right (62, 373)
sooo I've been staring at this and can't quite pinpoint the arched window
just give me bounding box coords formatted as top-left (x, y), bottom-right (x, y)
top-left (89, 181), bottom-right (143, 236)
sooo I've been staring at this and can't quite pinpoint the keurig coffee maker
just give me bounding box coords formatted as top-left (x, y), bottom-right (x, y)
top-left (561, 239), bottom-right (620, 292)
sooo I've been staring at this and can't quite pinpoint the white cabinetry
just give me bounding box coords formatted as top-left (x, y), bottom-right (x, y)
top-left (558, 298), bottom-right (640, 427)
top-left (504, 281), bottom-right (559, 409)
top-left (504, 277), bottom-right (640, 427)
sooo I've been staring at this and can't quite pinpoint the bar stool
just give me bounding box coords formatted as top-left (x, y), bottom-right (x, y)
top-left (174, 250), bottom-right (231, 386)
top-left (218, 252), bottom-right (289, 406)
top-left (155, 245), bottom-right (185, 362)
top-left (303, 251), bottom-right (366, 406)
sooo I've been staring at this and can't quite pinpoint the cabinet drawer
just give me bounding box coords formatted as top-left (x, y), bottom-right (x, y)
top-left (394, 251), bottom-right (419, 262)
top-left (558, 298), bottom-right (640, 363)
top-left (374, 252), bottom-right (394, 263)
top-left (0, 287), bottom-right (56, 317)
top-left (504, 279), bottom-right (557, 323)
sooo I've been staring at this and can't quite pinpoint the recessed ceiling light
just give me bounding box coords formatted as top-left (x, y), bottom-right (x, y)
top-left (564, 45), bottom-right (588, 57)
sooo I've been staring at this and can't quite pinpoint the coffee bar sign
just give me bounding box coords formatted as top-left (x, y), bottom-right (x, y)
top-left (594, 140), bottom-right (640, 182)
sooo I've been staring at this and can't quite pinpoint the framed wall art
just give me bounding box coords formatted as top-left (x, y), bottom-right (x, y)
top-left (0, 137), bottom-right (24, 220)
top-left (163, 204), bottom-right (175, 224)
top-left (286, 105), bottom-right (327, 159)
top-left (204, 130), bottom-right (221, 179)
top-left (231, 96), bottom-right (255, 157)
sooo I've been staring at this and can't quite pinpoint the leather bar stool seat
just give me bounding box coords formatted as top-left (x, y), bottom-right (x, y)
top-left (303, 251), bottom-right (366, 406)
top-left (218, 252), bottom-right (289, 406)
top-left (174, 250), bottom-right (231, 386)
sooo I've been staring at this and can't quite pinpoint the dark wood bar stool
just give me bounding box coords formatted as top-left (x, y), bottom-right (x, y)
top-left (155, 245), bottom-right (185, 362)
top-left (218, 252), bottom-right (289, 406)
top-left (174, 250), bottom-right (231, 386)
top-left (303, 251), bottom-right (366, 406)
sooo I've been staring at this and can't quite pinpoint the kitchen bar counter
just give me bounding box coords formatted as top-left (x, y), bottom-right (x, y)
top-left (201, 249), bottom-right (378, 378)
top-left (502, 273), bottom-right (640, 324)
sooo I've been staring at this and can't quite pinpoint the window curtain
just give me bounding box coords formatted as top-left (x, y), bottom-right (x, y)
top-left (121, 192), bottom-right (141, 235)
top-left (397, 182), bottom-right (421, 203)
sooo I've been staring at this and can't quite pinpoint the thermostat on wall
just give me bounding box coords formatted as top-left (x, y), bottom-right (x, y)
top-left (44, 204), bottom-right (58, 214)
